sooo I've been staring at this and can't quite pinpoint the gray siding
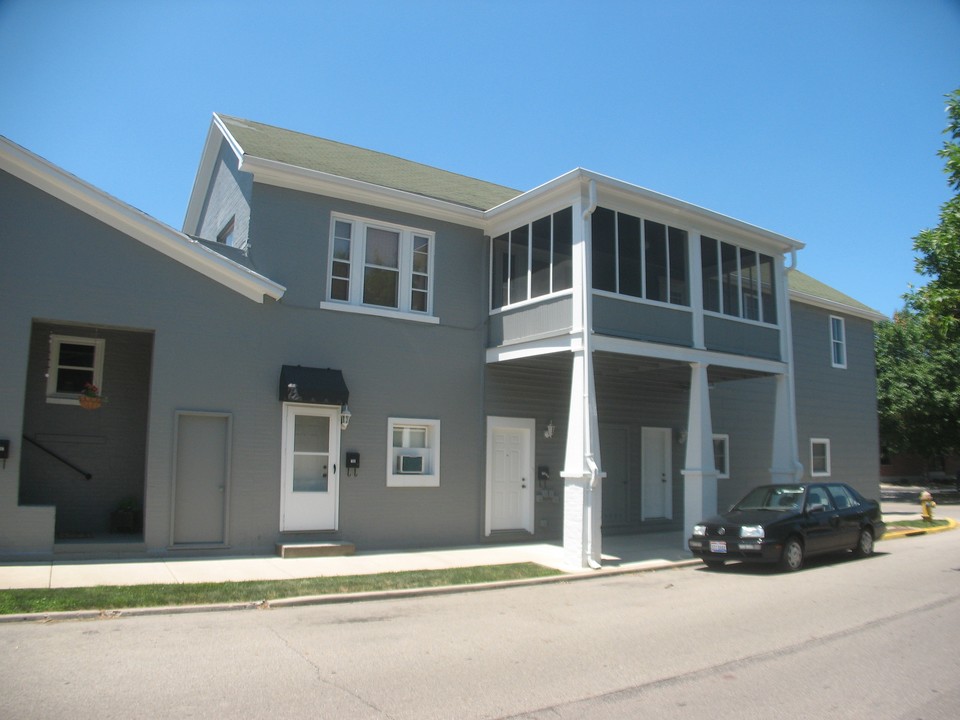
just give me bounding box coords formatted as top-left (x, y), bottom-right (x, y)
top-left (488, 296), bottom-right (573, 347)
top-left (1, 168), bottom-right (489, 555)
top-left (704, 315), bottom-right (781, 360)
top-left (593, 296), bottom-right (694, 347)
top-left (791, 303), bottom-right (881, 500)
top-left (194, 139), bottom-right (252, 249)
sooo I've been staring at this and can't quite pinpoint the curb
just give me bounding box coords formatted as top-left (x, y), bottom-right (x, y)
top-left (0, 558), bottom-right (702, 624)
top-left (880, 517), bottom-right (957, 540)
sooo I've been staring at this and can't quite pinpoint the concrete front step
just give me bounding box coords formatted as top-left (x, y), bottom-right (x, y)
top-left (276, 541), bottom-right (356, 559)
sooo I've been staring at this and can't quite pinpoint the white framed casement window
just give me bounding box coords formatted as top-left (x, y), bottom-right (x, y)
top-left (810, 438), bottom-right (831, 477)
top-left (387, 417), bottom-right (440, 487)
top-left (324, 214), bottom-right (437, 323)
top-left (46, 335), bottom-right (105, 405)
top-left (713, 434), bottom-right (730, 479)
top-left (830, 316), bottom-right (847, 368)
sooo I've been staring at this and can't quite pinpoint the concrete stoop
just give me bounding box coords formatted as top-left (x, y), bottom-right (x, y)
top-left (275, 541), bottom-right (356, 559)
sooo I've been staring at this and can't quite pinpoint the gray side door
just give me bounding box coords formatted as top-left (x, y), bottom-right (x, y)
top-left (172, 412), bottom-right (230, 545)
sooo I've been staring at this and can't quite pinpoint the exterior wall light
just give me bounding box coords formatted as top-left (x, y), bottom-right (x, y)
top-left (340, 405), bottom-right (352, 430)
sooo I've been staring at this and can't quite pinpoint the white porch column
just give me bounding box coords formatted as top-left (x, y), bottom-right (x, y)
top-left (770, 373), bottom-right (803, 483)
top-left (770, 256), bottom-right (803, 483)
top-left (682, 362), bottom-right (718, 539)
top-left (561, 178), bottom-right (603, 570)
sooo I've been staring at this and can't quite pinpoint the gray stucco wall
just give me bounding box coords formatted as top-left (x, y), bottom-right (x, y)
top-left (1, 168), bottom-right (490, 556)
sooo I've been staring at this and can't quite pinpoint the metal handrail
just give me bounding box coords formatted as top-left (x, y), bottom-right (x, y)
top-left (22, 435), bottom-right (92, 480)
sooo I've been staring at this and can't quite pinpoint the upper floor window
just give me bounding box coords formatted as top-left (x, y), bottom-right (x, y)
top-left (701, 236), bottom-right (777, 324)
top-left (491, 207), bottom-right (573, 310)
top-left (46, 335), bottom-right (105, 405)
top-left (591, 207), bottom-right (689, 306)
top-left (830, 316), bottom-right (847, 368)
top-left (328, 215), bottom-right (434, 316)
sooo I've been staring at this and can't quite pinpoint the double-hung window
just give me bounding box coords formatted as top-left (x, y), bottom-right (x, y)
top-left (387, 417), bottom-right (440, 487)
top-left (810, 439), bottom-right (831, 477)
top-left (328, 215), bottom-right (434, 318)
top-left (46, 335), bottom-right (105, 405)
top-left (830, 316), bottom-right (847, 368)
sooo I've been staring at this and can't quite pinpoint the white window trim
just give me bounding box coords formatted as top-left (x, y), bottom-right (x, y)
top-left (830, 315), bottom-right (847, 369)
top-left (326, 213), bottom-right (435, 319)
top-left (46, 335), bottom-right (106, 405)
top-left (810, 438), bottom-right (832, 477)
top-left (387, 417), bottom-right (440, 488)
top-left (713, 434), bottom-right (730, 479)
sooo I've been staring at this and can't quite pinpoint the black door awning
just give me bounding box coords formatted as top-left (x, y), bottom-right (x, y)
top-left (279, 365), bottom-right (349, 406)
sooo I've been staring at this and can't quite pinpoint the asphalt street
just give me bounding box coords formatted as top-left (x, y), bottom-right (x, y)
top-left (1, 499), bottom-right (958, 719)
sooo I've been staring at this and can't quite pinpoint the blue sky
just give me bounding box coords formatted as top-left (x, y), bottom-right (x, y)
top-left (1, 0), bottom-right (958, 318)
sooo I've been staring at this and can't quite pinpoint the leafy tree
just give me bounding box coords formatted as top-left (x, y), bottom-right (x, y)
top-left (908, 88), bottom-right (960, 339)
top-left (876, 89), bottom-right (960, 466)
top-left (875, 310), bottom-right (960, 461)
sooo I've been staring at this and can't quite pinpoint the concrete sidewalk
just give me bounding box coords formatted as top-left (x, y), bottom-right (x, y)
top-left (0, 532), bottom-right (696, 591)
top-left (0, 491), bottom-right (952, 592)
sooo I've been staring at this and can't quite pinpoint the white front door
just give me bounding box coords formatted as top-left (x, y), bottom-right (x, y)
top-left (486, 417), bottom-right (535, 534)
top-left (641, 427), bottom-right (672, 520)
top-left (281, 404), bottom-right (340, 531)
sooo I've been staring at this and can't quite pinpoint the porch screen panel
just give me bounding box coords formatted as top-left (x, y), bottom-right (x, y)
top-left (552, 207), bottom-right (573, 292)
top-left (759, 254), bottom-right (777, 324)
top-left (720, 241), bottom-right (740, 317)
top-left (740, 248), bottom-right (759, 321)
top-left (509, 225), bottom-right (529, 304)
top-left (668, 227), bottom-right (689, 305)
top-left (644, 219), bottom-right (668, 303)
top-left (701, 236), bottom-right (720, 312)
top-left (492, 233), bottom-right (509, 309)
top-left (617, 213), bottom-right (642, 298)
top-left (592, 207), bottom-right (616, 292)
top-left (531, 216), bottom-right (552, 298)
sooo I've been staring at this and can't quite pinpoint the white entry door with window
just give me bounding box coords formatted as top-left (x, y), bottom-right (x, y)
top-left (641, 427), bottom-right (673, 520)
top-left (281, 404), bottom-right (340, 531)
top-left (485, 417), bottom-right (535, 535)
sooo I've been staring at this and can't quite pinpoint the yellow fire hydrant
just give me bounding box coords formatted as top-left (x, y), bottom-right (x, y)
top-left (920, 490), bottom-right (936, 523)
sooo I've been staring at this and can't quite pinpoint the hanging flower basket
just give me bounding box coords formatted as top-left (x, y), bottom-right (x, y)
top-left (79, 394), bottom-right (102, 410)
top-left (78, 382), bottom-right (105, 410)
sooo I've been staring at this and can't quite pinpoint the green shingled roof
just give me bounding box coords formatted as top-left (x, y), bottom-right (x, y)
top-left (788, 270), bottom-right (884, 317)
top-left (217, 114), bottom-right (521, 211)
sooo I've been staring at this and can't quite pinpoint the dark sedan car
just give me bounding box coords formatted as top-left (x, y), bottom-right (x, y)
top-left (688, 482), bottom-right (885, 572)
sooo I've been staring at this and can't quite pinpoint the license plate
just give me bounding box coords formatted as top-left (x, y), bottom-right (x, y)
top-left (709, 541), bottom-right (727, 553)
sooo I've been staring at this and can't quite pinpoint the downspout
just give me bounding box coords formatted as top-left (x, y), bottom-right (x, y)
top-left (581, 178), bottom-right (602, 569)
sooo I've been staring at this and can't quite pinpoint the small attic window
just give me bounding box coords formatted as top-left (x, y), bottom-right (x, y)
top-left (217, 217), bottom-right (236, 246)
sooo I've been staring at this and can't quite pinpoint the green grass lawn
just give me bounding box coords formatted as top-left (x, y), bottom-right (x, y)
top-left (0, 563), bottom-right (562, 616)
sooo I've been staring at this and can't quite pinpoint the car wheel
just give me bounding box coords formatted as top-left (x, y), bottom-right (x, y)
top-left (853, 527), bottom-right (874, 558)
top-left (703, 559), bottom-right (725, 570)
top-left (779, 537), bottom-right (804, 572)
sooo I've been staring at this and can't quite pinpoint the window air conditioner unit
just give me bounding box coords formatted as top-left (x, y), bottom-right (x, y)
top-left (399, 455), bottom-right (424, 474)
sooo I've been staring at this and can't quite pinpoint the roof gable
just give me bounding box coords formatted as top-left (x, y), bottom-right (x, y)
top-left (0, 136), bottom-right (285, 304)
top-left (216, 114), bottom-right (521, 211)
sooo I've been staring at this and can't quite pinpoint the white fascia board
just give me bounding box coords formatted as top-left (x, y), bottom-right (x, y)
top-left (483, 169), bottom-right (585, 236)
top-left (790, 290), bottom-right (888, 323)
top-left (0, 136), bottom-right (285, 304)
top-left (485, 168), bottom-right (805, 255)
top-left (485, 333), bottom-right (580, 363)
top-left (593, 334), bottom-right (788, 375)
top-left (239, 155), bottom-right (489, 229)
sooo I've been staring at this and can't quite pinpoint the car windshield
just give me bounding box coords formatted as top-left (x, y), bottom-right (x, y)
top-left (734, 485), bottom-right (805, 512)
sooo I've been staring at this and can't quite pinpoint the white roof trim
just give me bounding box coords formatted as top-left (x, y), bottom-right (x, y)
top-left (0, 136), bottom-right (285, 304)
top-left (790, 289), bottom-right (888, 323)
